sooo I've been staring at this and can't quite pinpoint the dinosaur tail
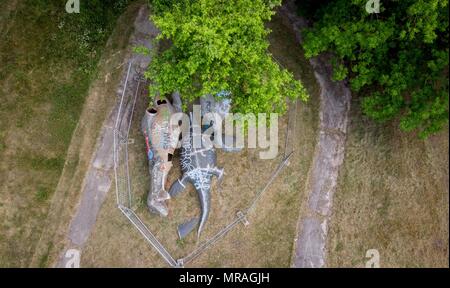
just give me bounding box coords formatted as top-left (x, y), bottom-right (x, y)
top-left (197, 186), bottom-right (211, 239)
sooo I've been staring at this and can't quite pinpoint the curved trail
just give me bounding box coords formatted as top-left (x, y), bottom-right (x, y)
top-left (279, 1), bottom-right (352, 268)
top-left (54, 5), bottom-right (158, 267)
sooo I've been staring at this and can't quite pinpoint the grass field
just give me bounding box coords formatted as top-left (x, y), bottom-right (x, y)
top-left (327, 99), bottom-right (449, 267)
top-left (0, 0), bottom-right (132, 267)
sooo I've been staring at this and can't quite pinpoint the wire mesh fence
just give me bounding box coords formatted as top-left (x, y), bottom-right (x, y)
top-left (113, 60), bottom-right (297, 267)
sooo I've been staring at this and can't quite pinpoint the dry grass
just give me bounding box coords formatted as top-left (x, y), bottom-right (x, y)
top-left (327, 98), bottom-right (449, 268)
top-left (0, 0), bottom-right (139, 267)
top-left (80, 14), bottom-right (320, 267)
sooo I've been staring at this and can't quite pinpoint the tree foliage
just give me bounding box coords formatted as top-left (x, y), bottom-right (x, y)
top-left (146, 0), bottom-right (308, 114)
top-left (300, 0), bottom-right (449, 138)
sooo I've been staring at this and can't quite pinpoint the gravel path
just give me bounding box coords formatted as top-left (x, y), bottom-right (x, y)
top-left (279, 0), bottom-right (352, 268)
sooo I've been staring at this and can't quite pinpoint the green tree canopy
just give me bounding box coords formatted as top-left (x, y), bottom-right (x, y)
top-left (146, 0), bottom-right (307, 114)
top-left (300, 0), bottom-right (449, 138)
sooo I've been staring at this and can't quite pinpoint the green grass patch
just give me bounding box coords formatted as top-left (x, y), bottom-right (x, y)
top-left (0, 0), bottom-right (134, 267)
top-left (35, 186), bottom-right (51, 202)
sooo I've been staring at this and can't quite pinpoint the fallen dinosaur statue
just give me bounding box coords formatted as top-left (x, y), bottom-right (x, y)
top-left (141, 94), bottom-right (182, 217)
top-left (169, 94), bottom-right (240, 239)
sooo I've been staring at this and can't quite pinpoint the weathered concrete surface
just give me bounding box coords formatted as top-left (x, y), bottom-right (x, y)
top-left (279, 0), bottom-right (351, 268)
top-left (295, 218), bottom-right (327, 268)
top-left (56, 5), bottom-right (158, 267)
top-left (308, 131), bottom-right (347, 216)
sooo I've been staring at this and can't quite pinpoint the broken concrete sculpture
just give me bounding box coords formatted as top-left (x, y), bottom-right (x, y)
top-left (141, 94), bottom-right (181, 217)
top-left (169, 93), bottom-right (240, 239)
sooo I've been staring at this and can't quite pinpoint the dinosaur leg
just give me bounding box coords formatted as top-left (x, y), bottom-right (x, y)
top-left (148, 199), bottom-right (169, 217)
top-left (210, 167), bottom-right (225, 190)
top-left (168, 175), bottom-right (190, 198)
top-left (147, 163), bottom-right (169, 217)
top-left (177, 217), bottom-right (199, 239)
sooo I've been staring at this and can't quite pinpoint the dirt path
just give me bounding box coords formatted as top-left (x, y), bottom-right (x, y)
top-left (279, 1), bottom-right (352, 268)
top-left (51, 4), bottom-right (158, 268)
